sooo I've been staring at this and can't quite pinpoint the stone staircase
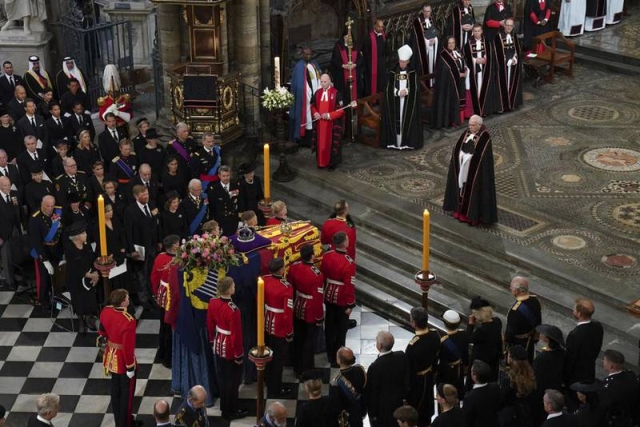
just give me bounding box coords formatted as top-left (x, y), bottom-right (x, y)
top-left (269, 155), bottom-right (640, 372)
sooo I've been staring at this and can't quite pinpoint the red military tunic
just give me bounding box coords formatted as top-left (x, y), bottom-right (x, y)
top-left (321, 249), bottom-right (356, 308)
top-left (287, 260), bottom-right (324, 324)
top-left (321, 217), bottom-right (357, 260)
top-left (311, 87), bottom-right (345, 168)
top-left (99, 305), bottom-right (137, 375)
top-left (98, 93), bottom-right (133, 127)
top-left (263, 274), bottom-right (294, 339)
top-left (206, 296), bottom-right (243, 361)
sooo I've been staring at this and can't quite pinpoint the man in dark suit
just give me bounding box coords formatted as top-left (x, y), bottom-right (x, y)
top-left (17, 135), bottom-right (50, 185)
top-left (0, 61), bottom-right (26, 104)
top-left (366, 331), bottom-right (410, 427)
top-left (124, 184), bottom-right (159, 310)
top-left (259, 401), bottom-right (287, 427)
top-left (599, 349), bottom-right (638, 427)
top-left (99, 112), bottom-right (123, 171)
top-left (0, 176), bottom-right (21, 287)
top-left (69, 101), bottom-right (95, 142)
top-left (207, 165), bottom-right (239, 236)
top-left (126, 163), bottom-right (159, 207)
top-left (27, 393), bottom-right (60, 427)
top-left (16, 98), bottom-right (49, 154)
top-left (45, 103), bottom-right (72, 147)
top-left (6, 85), bottom-right (27, 122)
top-left (462, 360), bottom-right (501, 427)
top-left (59, 77), bottom-right (89, 114)
top-left (153, 399), bottom-right (173, 427)
top-left (541, 389), bottom-right (578, 426)
top-left (0, 149), bottom-right (22, 204)
top-left (564, 298), bottom-right (604, 385)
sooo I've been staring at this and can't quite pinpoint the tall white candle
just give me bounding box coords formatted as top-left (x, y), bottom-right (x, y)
top-left (274, 56), bottom-right (281, 89)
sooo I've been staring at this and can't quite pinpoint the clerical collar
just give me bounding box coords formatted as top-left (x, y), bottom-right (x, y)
top-left (375, 31), bottom-right (383, 36)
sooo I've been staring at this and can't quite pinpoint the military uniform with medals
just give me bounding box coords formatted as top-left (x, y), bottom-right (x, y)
top-left (55, 171), bottom-right (89, 205)
top-left (504, 294), bottom-right (541, 362)
top-left (406, 328), bottom-right (441, 425)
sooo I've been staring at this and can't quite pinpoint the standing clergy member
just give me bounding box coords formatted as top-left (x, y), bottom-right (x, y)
top-left (410, 4), bottom-right (439, 85)
top-left (494, 18), bottom-right (523, 112)
top-left (331, 30), bottom-right (359, 108)
top-left (98, 289), bottom-right (138, 427)
top-left (523, 0), bottom-right (552, 52)
top-left (606, 0), bottom-right (623, 24)
top-left (264, 258), bottom-right (294, 397)
top-left (206, 277), bottom-right (247, 420)
top-left (443, 115), bottom-right (498, 225)
top-left (289, 47), bottom-right (322, 145)
top-left (445, 0), bottom-right (476, 49)
top-left (463, 24), bottom-right (500, 118)
top-left (381, 45), bottom-right (423, 150)
top-left (311, 74), bottom-right (347, 171)
top-left (288, 243), bottom-right (324, 375)
top-left (23, 56), bottom-right (55, 103)
top-left (322, 232), bottom-right (356, 367)
top-left (504, 276), bottom-right (542, 362)
top-left (431, 37), bottom-right (468, 129)
top-left (558, 0), bottom-right (587, 36)
top-left (359, 19), bottom-right (387, 98)
top-left (55, 57), bottom-right (88, 101)
top-left (585, 0), bottom-right (607, 31)
top-left (483, 0), bottom-right (513, 41)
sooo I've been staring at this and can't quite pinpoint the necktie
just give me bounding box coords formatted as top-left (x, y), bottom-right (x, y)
top-left (2, 167), bottom-right (7, 176)
top-left (224, 184), bottom-right (229, 193)
top-left (78, 115), bottom-right (83, 125)
top-left (56, 118), bottom-right (61, 128)
top-left (111, 130), bottom-right (117, 141)
top-left (30, 117), bottom-right (36, 128)
top-left (144, 205), bottom-right (151, 217)
top-left (144, 181), bottom-right (149, 189)
top-left (33, 152), bottom-right (38, 161)
top-left (9, 75), bottom-right (14, 87)
top-left (71, 175), bottom-right (76, 183)
top-left (5, 194), bottom-right (10, 204)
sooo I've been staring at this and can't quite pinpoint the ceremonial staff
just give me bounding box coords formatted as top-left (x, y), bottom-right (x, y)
top-left (345, 17), bottom-right (356, 142)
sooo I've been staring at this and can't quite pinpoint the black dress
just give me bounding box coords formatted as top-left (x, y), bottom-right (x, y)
top-left (237, 175), bottom-right (265, 225)
top-left (138, 145), bottom-right (166, 177)
top-left (104, 194), bottom-right (126, 225)
top-left (94, 218), bottom-right (131, 294)
top-left (432, 406), bottom-right (466, 427)
top-left (161, 170), bottom-right (188, 199)
top-left (64, 242), bottom-right (98, 316)
top-left (75, 146), bottom-right (101, 176)
top-left (160, 208), bottom-right (188, 240)
top-left (0, 124), bottom-right (23, 161)
top-left (468, 317), bottom-right (503, 381)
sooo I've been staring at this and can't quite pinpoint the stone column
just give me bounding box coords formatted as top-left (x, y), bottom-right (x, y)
top-left (104, 1), bottom-right (155, 68)
top-left (156, 3), bottom-right (181, 111)
top-left (220, 4), bottom-right (229, 75)
top-left (233, 0), bottom-right (260, 88)
top-left (259, 0), bottom-right (270, 89)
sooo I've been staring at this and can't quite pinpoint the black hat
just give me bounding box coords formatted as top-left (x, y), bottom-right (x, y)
top-left (509, 345), bottom-right (528, 361)
top-left (146, 128), bottom-right (161, 139)
top-left (67, 220), bottom-right (87, 237)
top-left (301, 369), bottom-right (323, 382)
top-left (238, 161), bottom-right (257, 175)
top-left (55, 138), bottom-right (69, 147)
top-left (0, 107), bottom-right (8, 117)
top-left (470, 296), bottom-right (491, 310)
top-left (67, 192), bottom-right (81, 204)
top-left (570, 381), bottom-right (603, 393)
top-left (535, 324), bottom-right (565, 347)
top-left (29, 164), bottom-right (43, 174)
top-left (164, 190), bottom-right (179, 202)
top-left (136, 117), bottom-right (149, 127)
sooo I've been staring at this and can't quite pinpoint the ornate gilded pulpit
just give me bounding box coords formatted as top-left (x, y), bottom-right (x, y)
top-left (152, 0), bottom-right (241, 144)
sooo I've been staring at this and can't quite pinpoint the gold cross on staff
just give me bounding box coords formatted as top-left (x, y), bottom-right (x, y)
top-left (345, 16), bottom-right (354, 30)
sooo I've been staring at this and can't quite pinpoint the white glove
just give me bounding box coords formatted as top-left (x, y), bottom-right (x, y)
top-left (118, 111), bottom-right (131, 122)
top-left (126, 369), bottom-right (135, 379)
top-left (43, 261), bottom-right (54, 275)
top-left (507, 59), bottom-right (513, 67)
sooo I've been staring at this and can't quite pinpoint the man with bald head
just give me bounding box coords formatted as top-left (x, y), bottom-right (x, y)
top-left (564, 297), bottom-right (604, 407)
top-left (29, 195), bottom-right (63, 308)
top-left (311, 73), bottom-right (348, 171)
top-left (153, 399), bottom-right (171, 427)
top-left (174, 385), bottom-right (208, 427)
top-left (366, 331), bottom-right (410, 427)
top-left (259, 401), bottom-right (287, 427)
top-left (505, 276), bottom-right (542, 363)
top-left (0, 175), bottom-right (21, 287)
top-left (6, 84), bottom-right (27, 121)
top-left (126, 163), bottom-right (159, 206)
top-left (443, 114), bottom-right (498, 225)
top-left (330, 347), bottom-right (367, 427)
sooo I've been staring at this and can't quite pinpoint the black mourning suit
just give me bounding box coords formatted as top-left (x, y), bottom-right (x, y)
top-left (366, 351), bottom-right (410, 427)
top-left (0, 73), bottom-right (25, 104)
top-left (462, 382), bottom-right (501, 427)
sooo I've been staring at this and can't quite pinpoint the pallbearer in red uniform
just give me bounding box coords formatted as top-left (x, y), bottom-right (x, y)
top-left (206, 277), bottom-right (247, 420)
top-left (98, 289), bottom-right (138, 427)
top-left (98, 65), bottom-right (132, 138)
top-left (287, 244), bottom-right (324, 375)
top-left (321, 231), bottom-right (356, 367)
top-left (263, 258), bottom-right (294, 397)
top-left (321, 199), bottom-right (357, 260)
top-left (311, 74), bottom-right (346, 171)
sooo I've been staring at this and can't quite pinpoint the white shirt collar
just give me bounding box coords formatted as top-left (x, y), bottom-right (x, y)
top-left (378, 350), bottom-right (392, 357)
top-left (473, 383), bottom-right (488, 389)
top-left (577, 320), bottom-right (591, 325)
top-left (136, 201), bottom-right (148, 212)
top-left (607, 370), bottom-right (623, 377)
top-left (37, 415), bottom-right (52, 425)
top-left (547, 412), bottom-right (563, 420)
top-left (0, 190), bottom-right (9, 199)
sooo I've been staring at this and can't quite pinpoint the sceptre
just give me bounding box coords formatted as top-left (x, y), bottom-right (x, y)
top-left (345, 17), bottom-right (356, 142)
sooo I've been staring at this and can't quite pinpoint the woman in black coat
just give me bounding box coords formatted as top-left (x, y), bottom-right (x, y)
top-left (93, 202), bottom-right (131, 296)
top-left (571, 382), bottom-right (604, 427)
top-left (103, 180), bottom-right (126, 224)
top-left (236, 161), bottom-right (265, 225)
top-left (467, 297), bottom-right (503, 381)
top-left (161, 155), bottom-right (189, 199)
top-left (160, 190), bottom-right (188, 240)
top-left (75, 129), bottom-right (101, 176)
top-left (65, 221), bottom-right (99, 334)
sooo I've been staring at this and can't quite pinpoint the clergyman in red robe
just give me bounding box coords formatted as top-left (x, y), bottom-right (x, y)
top-left (311, 74), bottom-right (347, 171)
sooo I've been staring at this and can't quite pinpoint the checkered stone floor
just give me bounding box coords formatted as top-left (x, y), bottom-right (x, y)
top-left (0, 289), bottom-right (411, 426)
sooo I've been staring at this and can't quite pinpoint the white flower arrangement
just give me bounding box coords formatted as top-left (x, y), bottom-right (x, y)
top-left (261, 86), bottom-right (294, 111)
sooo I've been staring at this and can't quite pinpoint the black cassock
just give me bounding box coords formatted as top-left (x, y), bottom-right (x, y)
top-left (445, 3), bottom-right (476, 49)
top-left (432, 48), bottom-right (467, 129)
top-left (464, 37), bottom-right (501, 117)
top-left (494, 32), bottom-right (523, 112)
top-left (381, 66), bottom-right (423, 149)
top-left (359, 32), bottom-right (387, 98)
top-left (523, 0), bottom-right (552, 50)
top-left (443, 126), bottom-right (498, 225)
top-left (586, 0), bottom-right (606, 17)
top-left (64, 242), bottom-right (98, 316)
top-left (482, 2), bottom-right (514, 42)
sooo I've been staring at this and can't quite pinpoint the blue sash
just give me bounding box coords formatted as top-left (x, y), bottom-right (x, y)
top-left (442, 335), bottom-right (462, 363)
top-left (189, 197), bottom-right (208, 235)
top-left (115, 157), bottom-right (135, 178)
top-left (517, 300), bottom-right (538, 329)
top-left (30, 208), bottom-right (62, 259)
top-left (201, 146), bottom-right (221, 191)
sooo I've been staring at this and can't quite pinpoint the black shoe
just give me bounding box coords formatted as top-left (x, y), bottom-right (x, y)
top-left (223, 409), bottom-right (248, 420)
top-left (348, 319), bottom-right (357, 329)
top-left (328, 165), bottom-right (336, 172)
top-left (133, 419), bottom-right (144, 427)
